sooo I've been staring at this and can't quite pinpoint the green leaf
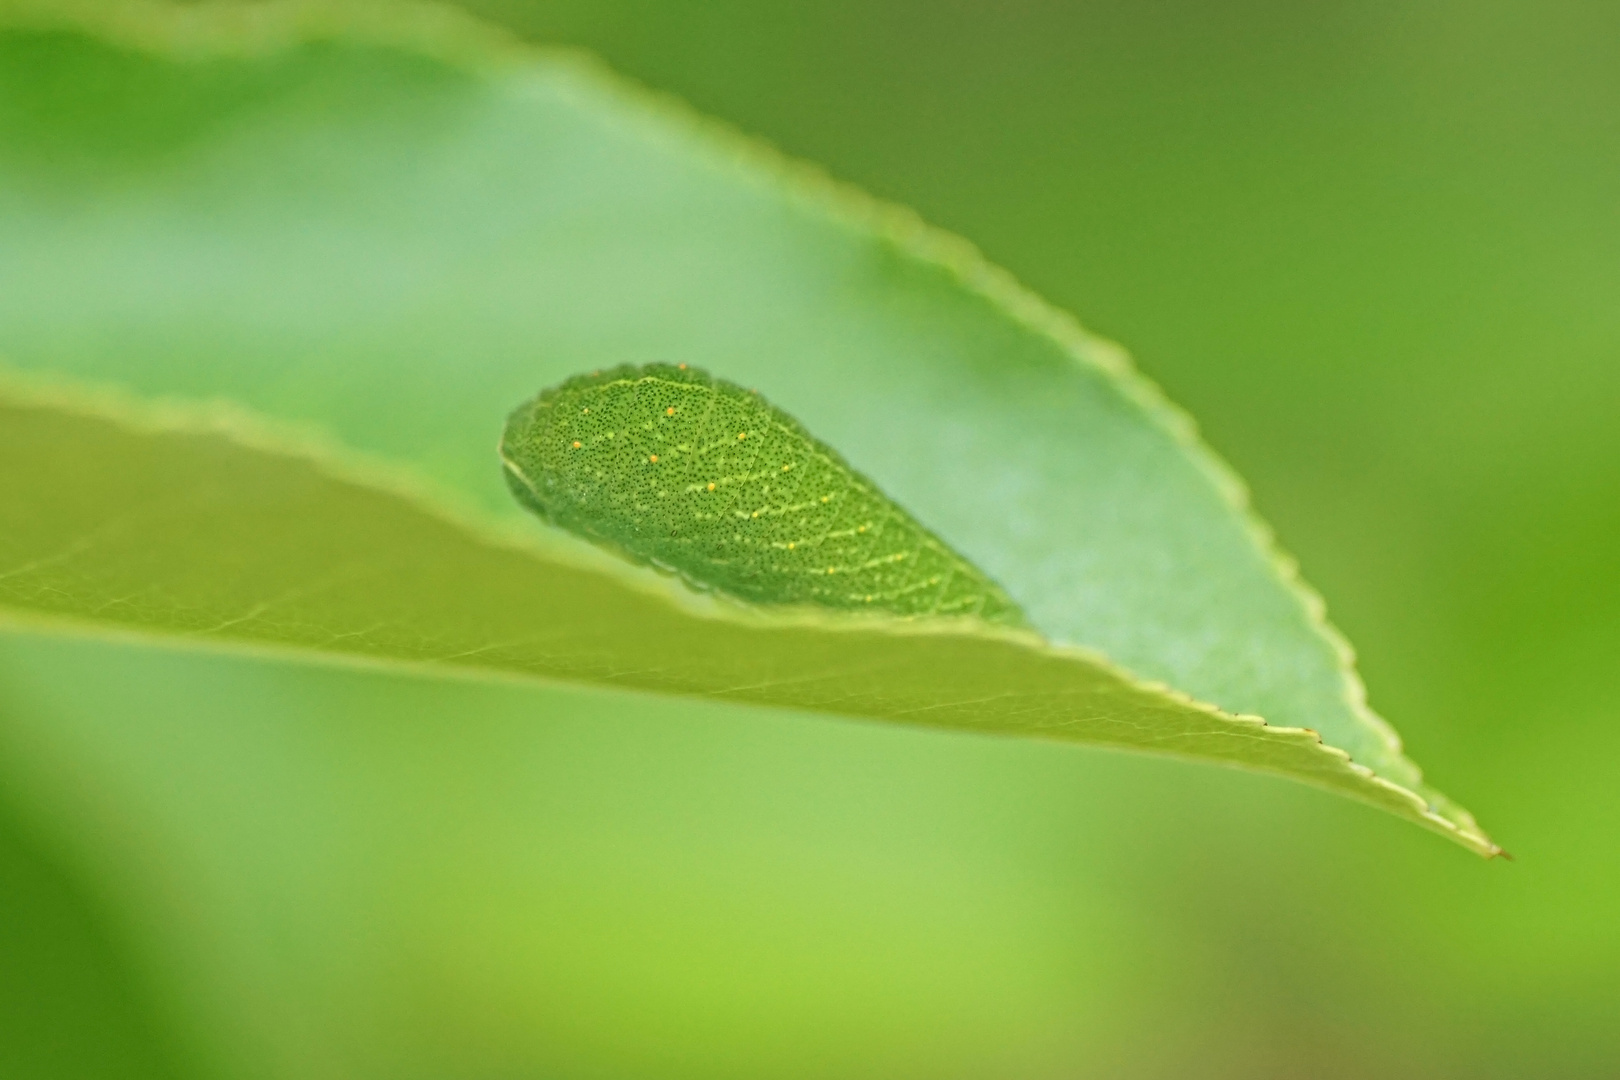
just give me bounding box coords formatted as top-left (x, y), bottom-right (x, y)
top-left (0, 0), bottom-right (1493, 854)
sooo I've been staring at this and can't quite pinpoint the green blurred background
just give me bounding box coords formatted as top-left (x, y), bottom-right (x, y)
top-left (3, 0), bottom-right (1616, 1076)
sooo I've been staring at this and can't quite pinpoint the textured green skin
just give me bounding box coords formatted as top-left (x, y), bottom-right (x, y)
top-left (501, 364), bottom-right (1026, 625)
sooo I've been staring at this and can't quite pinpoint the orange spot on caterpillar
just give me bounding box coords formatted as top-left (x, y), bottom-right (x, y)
top-left (648, 454), bottom-right (659, 463)
top-left (737, 432), bottom-right (747, 440)
top-left (781, 464), bottom-right (791, 471)
top-left (707, 482), bottom-right (716, 491)
top-left (666, 407), bottom-right (676, 415)
top-left (678, 363), bottom-right (687, 370)
top-left (571, 441), bottom-right (581, 449)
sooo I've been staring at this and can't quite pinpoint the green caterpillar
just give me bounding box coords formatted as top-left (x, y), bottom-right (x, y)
top-left (500, 363), bottom-right (1026, 626)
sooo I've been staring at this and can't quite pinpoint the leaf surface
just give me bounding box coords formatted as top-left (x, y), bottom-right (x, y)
top-left (0, 0), bottom-right (1492, 852)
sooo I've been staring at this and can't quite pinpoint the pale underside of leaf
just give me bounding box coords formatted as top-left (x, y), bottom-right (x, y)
top-left (0, 384), bottom-right (1496, 855)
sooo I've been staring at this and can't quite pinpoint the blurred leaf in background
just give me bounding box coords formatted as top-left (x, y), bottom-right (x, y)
top-left (1, 0), bottom-right (1616, 1078)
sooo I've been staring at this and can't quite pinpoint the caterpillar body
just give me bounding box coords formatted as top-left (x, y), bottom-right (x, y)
top-left (500, 363), bottom-right (1026, 626)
